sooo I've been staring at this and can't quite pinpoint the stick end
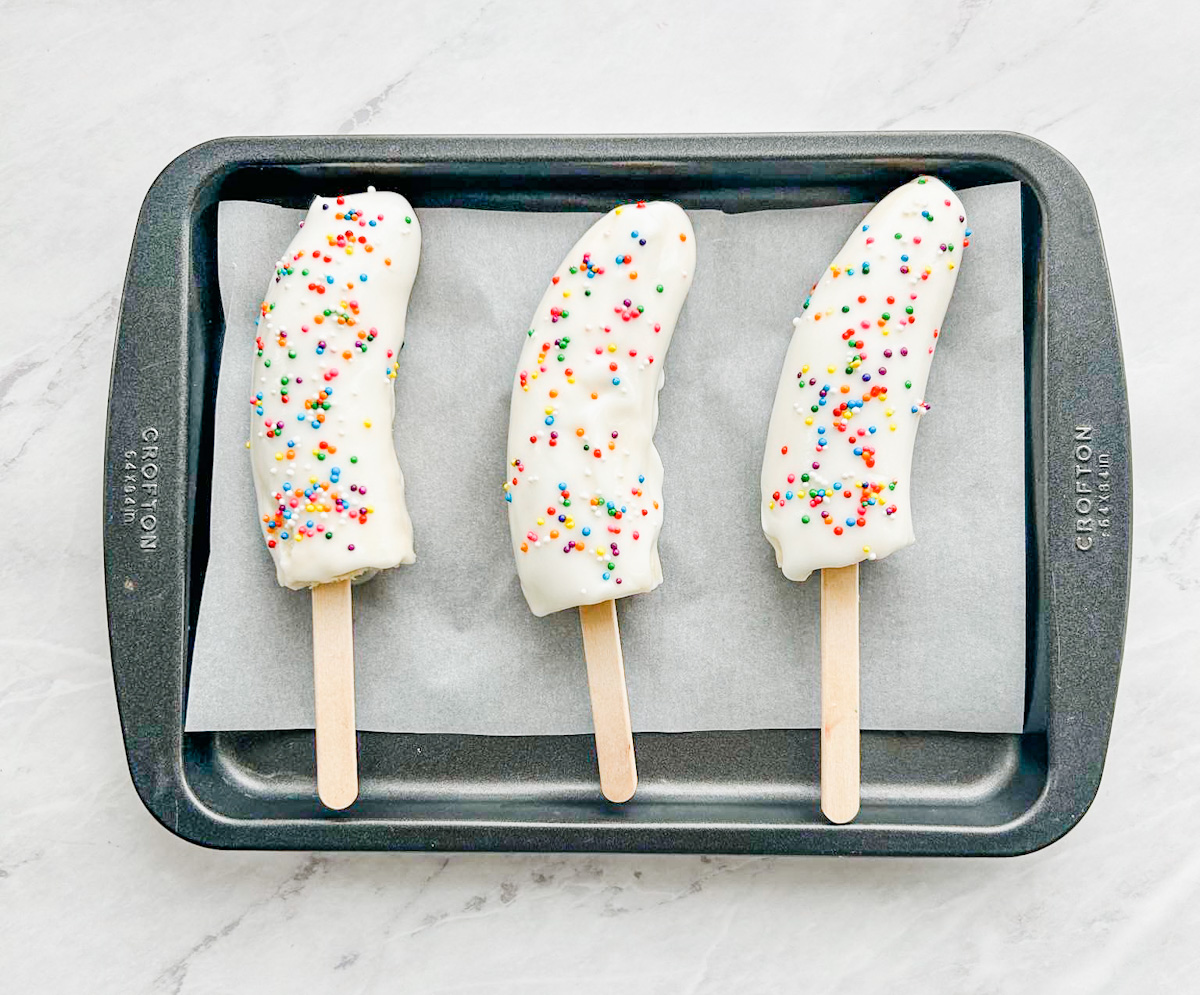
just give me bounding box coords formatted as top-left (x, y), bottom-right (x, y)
top-left (600, 771), bottom-right (638, 804)
top-left (821, 793), bottom-right (860, 824)
top-left (318, 778), bottom-right (359, 811)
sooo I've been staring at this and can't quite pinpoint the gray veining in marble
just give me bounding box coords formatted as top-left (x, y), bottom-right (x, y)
top-left (2, 0), bottom-right (1197, 991)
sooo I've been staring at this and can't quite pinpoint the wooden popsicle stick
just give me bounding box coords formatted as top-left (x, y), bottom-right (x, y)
top-left (579, 599), bottom-right (638, 803)
top-left (820, 563), bottom-right (860, 824)
top-left (311, 579), bottom-right (359, 810)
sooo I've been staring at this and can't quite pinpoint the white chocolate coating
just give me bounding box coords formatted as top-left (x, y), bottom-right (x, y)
top-left (761, 176), bottom-right (968, 582)
top-left (248, 189), bottom-right (421, 590)
top-left (504, 202), bottom-right (696, 617)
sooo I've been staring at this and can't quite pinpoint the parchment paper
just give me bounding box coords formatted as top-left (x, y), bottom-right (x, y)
top-left (187, 182), bottom-right (1025, 734)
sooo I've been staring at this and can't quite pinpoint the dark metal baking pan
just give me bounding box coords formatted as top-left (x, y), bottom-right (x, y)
top-left (103, 133), bottom-right (1129, 854)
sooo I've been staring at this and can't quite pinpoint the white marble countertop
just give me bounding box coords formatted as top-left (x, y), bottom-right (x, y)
top-left (2, 0), bottom-right (1195, 990)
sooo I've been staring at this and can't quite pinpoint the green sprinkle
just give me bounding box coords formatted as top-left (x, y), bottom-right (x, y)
top-left (405, 216), bottom-right (412, 223)
top-left (802, 515), bottom-right (810, 524)
top-left (905, 306), bottom-right (913, 314)
top-left (656, 284), bottom-right (664, 293)
top-left (350, 456), bottom-right (358, 463)
top-left (905, 380), bottom-right (912, 389)
top-left (842, 305), bottom-right (850, 313)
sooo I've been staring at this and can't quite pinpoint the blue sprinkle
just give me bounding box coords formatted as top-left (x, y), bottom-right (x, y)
top-left (615, 255), bottom-right (623, 264)
top-left (297, 414), bottom-right (305, 421)
top-left (283, 483), bottom-right (292, 491)
top-left (612, 377), bottom-right (620, 386)
top-left (505, 492), bottom-right (512, 502)
top-left (602, 572), bottom-right (611, 581)
top-left (869, 426), bottom-right (877, 434)
top-left (912, 405), bottom-right (919, 413)
top-left (587, 271), bottom-right (594, 278)
top-left (558, 515), bottom-right (566, 523)
top-left (901, 254), bottom-right (909, 261)
top-left (287, 440), bottom-right (295, 448)
top-left (638, 475), bottom-right (645, 483)
top-left (631, 230), bottom-right (638, 237)
top-left (846, 518), bottom-right (856, 527)
top-left (862, 373), bottom-right (871, 382)
top-left (280, 531), bottom-right (289, 539)
top-left (862, 224), bottom-right (869, 231)
top-left (322, 204), bottom-right (329, 210)
top-left (785, 491), bottom-right (794, 500)
top-left (558, 482), bottom-right (567, 490)
top-left (311, 420), bottom-right (320, 428)
top-left (359, 274), bottom-right (368, 282)
top-left (817, 426), bottom-right (826, 434)
top-left (854, 447), bottom-right (863, 456)
top-left (833, 482), bottom-right (842, 491)
top-left (582, 527), bottom-right (591, 536)
top-left (325, 275), bottom-right (334, 284)
top-left (544, 416), bottom-right (554, 425)
top-left (965, 229), bottom-right (973, 236)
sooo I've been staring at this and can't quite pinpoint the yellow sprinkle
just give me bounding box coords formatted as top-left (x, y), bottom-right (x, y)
top-left (615, 207), bottom-right (622, 215)
top-left (366, 506), bottom-right (374, 513)
top-left (947, 262), bottom-right (955, 270)
top-left (889, 424), bottom-right (897, 432)
top-left (885, 408), bottom-right (894, 417)
top-left (827, 366), bottom-right (835, 374)
top-left (862, 546), bottom-right (871, 554)
top-left (245, 441), bottom-right (251, 449)
top-left (801, 365), bottom-right (809, 374)
top-left (544, 407), bottom-right (554, 415)
top-left (564, 517), bottom-right (574, 528)
top-left (536, 518), bottom-right (545, 526)
top-left (305, 503), bottom-right (316, 512)
top-left (567, 377), bottom-right (575, 384)
top-left (563, 291), bottom-right (570, 298)
top-left (805, 417), bottom-right (813, 426)
top-left (364, 420), bottom-right (372, 428)
top-left (769, 501), bottom-right (776, 510)
top-left (607, 344), bottom-right (617, 353)
top-left (345, 247), bottom-right (353, 254)
top-left (274, 452), bottom-right (283, 461)
top-left (309, 477), bottom-right (318, 484)
top-left (296, 534), bottom-right (304, 542)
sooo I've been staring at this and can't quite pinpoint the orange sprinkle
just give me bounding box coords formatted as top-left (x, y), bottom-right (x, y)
top-left (679, 233), bottom-right (687, 241)
top-left (576, 427), bottom-right (584, 436)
